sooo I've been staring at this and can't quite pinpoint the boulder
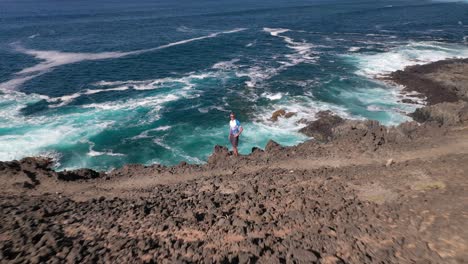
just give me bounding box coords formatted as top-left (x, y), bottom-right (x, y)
top-left (299, 111), bottom-right (344, 142)
top-left (270, 109), bottom-right (286, 122)
top-left (270, 109), bottom-right (297, 122)
top-left (207, 145), bottom-right (231, 166)
top-left (265, 140), bottom-right (282, 152)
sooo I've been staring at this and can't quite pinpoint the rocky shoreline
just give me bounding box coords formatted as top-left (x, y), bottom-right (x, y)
top-left (1, 59), bottom-right (467, 263)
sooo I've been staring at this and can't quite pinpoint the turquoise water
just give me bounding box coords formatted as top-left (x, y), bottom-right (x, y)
top-left (0, 0), bottom-right (467, 170)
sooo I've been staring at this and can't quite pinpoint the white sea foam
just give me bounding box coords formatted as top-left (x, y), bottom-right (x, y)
top-left (212, 59), bottom-right (240, 70)
top-left (255, 94), bottom-right (352, 134)
top-left (349, 41), bottom-right (468, 77)
top-left (153, 138), bottom-right (203, 164)
top-left (261, 92), bottom-right (284, 100)
top-left (197, 105), bottom-right (228, 113)
top-left (87, 141), bottom-right (125, 157)
top-left (0, 78), bottom-right (195, 166)
top-left (28, 34), bottom-right (40, 39)
top-left (263, 27), bottom-right (317, 64)
top-left (0, 81), bottom-right (190, 164)
top-left (0, 28), bottom-right (247, 91)
top-left (246, 41), bottom-right (256, 47)
top-left (155, 125), bottom-right (172, 131)
top-left (46, 86), bottom-right (132, 107)
top-left (236, 66), bottom-right (279, 88)
top-left (0, 92), bottom-right (114, 162)
top-left (82, 93), bottom-right (181, 111)
top-left (348, 47), bottom-right (361, 52)
top-left (176, 26), bottom-right (194, 33)
top-left (129, 125), bottom-right (172, 140)
top-left (47, 70), bottom-right (220, 107)
top-left (235, 28), bottom-right (318, 88)
top-left (263, 28), bottom-right (290, 36)
top-left (366, 105), bottom-right (384, 112)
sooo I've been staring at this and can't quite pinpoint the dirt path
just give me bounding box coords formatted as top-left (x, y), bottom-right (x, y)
top-left (23, 125), bottom-right (467, 203)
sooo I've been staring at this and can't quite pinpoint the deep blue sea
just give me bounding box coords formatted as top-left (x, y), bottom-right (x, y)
top-left (0, 0), bottom-right (467, 170)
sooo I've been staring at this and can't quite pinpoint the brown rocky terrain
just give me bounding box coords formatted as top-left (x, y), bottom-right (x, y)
top-left (0, 59), bottom-right (467, 263)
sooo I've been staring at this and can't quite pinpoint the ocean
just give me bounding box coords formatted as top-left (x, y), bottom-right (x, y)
top-left (0, 0), bottom-right (467, 170)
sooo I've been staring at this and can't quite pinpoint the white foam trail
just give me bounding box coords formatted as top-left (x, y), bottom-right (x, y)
top-left (0, 28), bottom-right (247, 91)
top-left (47, 86), bottom-right (131, 107)
top-left (212, 59), bottom-right (240, 70)
top-left (261, 92), bottom-right (284, 100)
top-left (236, 28), bottom-right (317, 88)
top-left (197, 105), bottom-right (228, 113)
top-left (246, 41), bottom-right (256, 47)
top-left (349, 41), bottom-right (468, 77)
top-left (155, 125), bottom-right (172, 131)
top-left (85, 86), bottom-right (130, 94)
top-left (47, 70), bottom-right (222, 106)
top-left (366, 105), bottom-right (384, 112)
top-left (86, 141), bottom-right (125, 157)
top-left (263, 27), bottom-right (317, 64)
top-left (28, 34), bottom-right (40, 39)
top-left (153, 138), bottom-right (203, 164)
top-left (236, 66), bottom-right (279, 88)
top-left (264, 28), bottom-right (290, 36)
top-left (82, 93), bottom-right (180, 111)
top-left (348, 47), bottom-right (361, 52)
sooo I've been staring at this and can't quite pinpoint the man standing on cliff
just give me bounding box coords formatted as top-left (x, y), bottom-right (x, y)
top-left (229, 112), bottom-right (243, 157)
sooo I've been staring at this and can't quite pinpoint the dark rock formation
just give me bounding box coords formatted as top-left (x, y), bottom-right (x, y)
top-left (299, 111), bottom-right (344, 142)
top-left (57, 169), bottom-right (102, 181)
top-left (270, 109), bottom-right (297, 121)
top-left (389, 58), bottom-right (468, 105)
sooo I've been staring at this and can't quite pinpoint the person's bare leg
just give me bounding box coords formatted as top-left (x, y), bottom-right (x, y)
top-left (233, 147), bottom-right (238, 157)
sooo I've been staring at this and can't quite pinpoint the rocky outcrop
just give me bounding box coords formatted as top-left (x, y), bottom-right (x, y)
top-left (299, 111), bottom-right (344, 142)
top-left (0, 157), bottom-right (55, 189)
top-left (0, 157), bottom-right (106, 189)
top-left (389, 58), bottom-right (468, 105)
top-left (270, 109), bottom-right (297, 121)
top-left (57, 169), bottom-right (103, 181)
top-left (410, 101), bottom-right (468, 125)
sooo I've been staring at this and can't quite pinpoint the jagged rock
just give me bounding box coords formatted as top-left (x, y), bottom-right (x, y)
top-left (410, 101), bottom-right (468, 126)
top-left (57, 169), bottom-right (101, 181)
top-left (251, 147), bottom-right (264, 154)
top-left (265, 140), bottom-right (282, 152)
top-left (270, 109), bottom-right (296, 122)
top-left (389, 58), bottom-right (468, 105)
top-left (401, 98), bottom-right (419, 104)
top-left (288, 248), bottom-right (318, 262)
top-left (299, 111), bottom-right (344, 142)
top-left (271, 109), bottom-right (286, 122)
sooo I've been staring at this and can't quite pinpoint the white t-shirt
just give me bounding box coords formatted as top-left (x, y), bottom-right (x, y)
top-left (229, 119), bottom-right (241, 135)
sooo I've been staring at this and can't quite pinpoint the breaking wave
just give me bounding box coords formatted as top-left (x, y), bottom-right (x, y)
top-left (347, 41), bottom-right (468, 77)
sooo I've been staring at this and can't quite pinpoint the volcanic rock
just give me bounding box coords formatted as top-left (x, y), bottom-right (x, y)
top-left (299, 111), bottom-right (344, 142)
